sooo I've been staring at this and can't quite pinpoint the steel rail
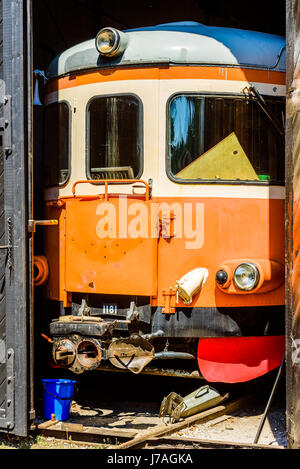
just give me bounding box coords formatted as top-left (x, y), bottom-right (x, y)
top-left (145, 435), bottom-right (284, 450)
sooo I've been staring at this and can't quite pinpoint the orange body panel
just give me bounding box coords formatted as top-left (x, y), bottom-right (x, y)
top-left (156, 196), bottom-right (284, 308)
top-left (46, 65), bottom-right (285, 93)
top-left (44, 195), bottom-right (284, 308)
top-left (64, 197), bottom-right (158, 296)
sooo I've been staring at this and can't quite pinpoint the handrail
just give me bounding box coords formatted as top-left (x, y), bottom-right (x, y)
top-left (71, 179), bottom-right (150, 201)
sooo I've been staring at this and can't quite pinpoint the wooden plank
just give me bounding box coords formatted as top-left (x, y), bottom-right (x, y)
top-left (37, 419), bottom-right (59, 430)
top-left (114, 394), bottom-right (255, 449)
top-left (61, 422), bottom-right (84, 432)
top-left (83, 427), bottom-right (137, 439)
top-left (38, 422), bottom-right (138, 440)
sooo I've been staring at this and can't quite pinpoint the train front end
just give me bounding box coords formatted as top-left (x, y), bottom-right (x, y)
top-left (37, 22), bottom-right (286, 382)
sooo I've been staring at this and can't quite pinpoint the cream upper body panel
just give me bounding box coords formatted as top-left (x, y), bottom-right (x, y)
top-left (45, 79), bottom-right (160, 200)
top-left (44, 75), bottom-right (285, 202)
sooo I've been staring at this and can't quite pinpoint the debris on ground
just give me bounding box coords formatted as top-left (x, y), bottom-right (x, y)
top-left (170, 403), bottom-right (286, 447)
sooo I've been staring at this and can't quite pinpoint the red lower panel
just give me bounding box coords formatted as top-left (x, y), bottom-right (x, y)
top-left (197, 336), bottom-right (285, 383)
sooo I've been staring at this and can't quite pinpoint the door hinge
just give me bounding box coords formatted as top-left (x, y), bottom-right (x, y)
top-left (159, 211), bottom-right (176, 238)
top-left (0, 348), bottom-right (15, 431)
top-left (0, 94), bottom-right (12, 156)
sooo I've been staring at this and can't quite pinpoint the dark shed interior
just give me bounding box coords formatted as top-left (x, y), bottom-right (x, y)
top-left (33, 0), bottom-right (285, 71)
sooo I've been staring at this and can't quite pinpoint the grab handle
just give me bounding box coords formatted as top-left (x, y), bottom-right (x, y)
top-left (72, 179), bottom-right (150, 201)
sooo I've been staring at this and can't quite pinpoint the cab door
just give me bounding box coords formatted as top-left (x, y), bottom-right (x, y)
top-left (62, 78), bottom-right (160, 299)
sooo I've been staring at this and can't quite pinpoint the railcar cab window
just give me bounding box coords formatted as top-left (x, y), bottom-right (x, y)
top-left (44, 102), bottom-right (70, 187)
top-left (167, 94), bottom-right (285, 183)
top-left (87, 95), bottom-right (142, 180)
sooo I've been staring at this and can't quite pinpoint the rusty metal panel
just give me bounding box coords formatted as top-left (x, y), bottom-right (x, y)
top-left (286, 0), bottom-right (300, 449)
top-left (64, 198), bottom-right (158, 297)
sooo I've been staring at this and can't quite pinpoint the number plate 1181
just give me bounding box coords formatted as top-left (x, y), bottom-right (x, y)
top-left (102, 305), bottom-right (118, 315)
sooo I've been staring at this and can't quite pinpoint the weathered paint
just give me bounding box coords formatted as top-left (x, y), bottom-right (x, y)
top-left (286, 0), bottom-right (300, 450)
top-left (44, 195), bottom-right (285, 309)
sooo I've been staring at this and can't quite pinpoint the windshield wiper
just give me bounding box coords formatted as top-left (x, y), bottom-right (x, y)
top-left (242, 86), bottom-right (285, 136)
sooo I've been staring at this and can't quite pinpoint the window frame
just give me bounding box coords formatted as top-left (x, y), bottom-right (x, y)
top-left (166, 91), bottom-right (285, 186)
top-left (43, 100), bottom-right (72, 188)
top-left (86, 93), bottom-right (144, 181)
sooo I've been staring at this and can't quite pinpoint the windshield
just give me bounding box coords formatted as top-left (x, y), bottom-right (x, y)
top-left (168, 94), bottom-right (285, 183)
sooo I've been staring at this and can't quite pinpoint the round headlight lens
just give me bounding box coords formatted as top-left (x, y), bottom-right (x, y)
top-left (95, 28), bottom-right (120, 55)
top-left (233, 263), bottom-right (259, 291)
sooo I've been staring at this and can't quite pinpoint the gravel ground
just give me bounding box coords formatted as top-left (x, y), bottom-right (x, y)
top-left (170, 404), bottom-right (286, 447)
top-left (0, 434), bottom-right (102, 449)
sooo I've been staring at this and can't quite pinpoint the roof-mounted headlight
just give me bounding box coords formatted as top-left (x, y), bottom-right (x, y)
top-left (95, 27), bottom-right (128, 57)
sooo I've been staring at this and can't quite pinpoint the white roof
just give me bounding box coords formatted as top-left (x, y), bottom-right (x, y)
top-left (47, 21), bottom-right (286, 79)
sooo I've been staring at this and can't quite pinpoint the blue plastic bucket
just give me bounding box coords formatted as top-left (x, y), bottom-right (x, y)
top-left (41, 379), bottom-right (76, 421)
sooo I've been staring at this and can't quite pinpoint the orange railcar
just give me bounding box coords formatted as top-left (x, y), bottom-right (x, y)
top-left (37, 22), bottom-right (286, 382)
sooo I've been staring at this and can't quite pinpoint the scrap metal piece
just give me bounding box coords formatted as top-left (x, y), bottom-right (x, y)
top-left (108, 334), bottom-right (154, 374)
top-left (159, 392), bottom-right (184, 421)
top-left (159, 385), bottom-right (229, 423)
top-left (172, 385), bottom-right (228, 421)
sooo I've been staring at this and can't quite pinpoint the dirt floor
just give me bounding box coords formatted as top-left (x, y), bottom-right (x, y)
top-left (172, 402), bottom-right (286, 447)
top-left (0, 405), bottom-right (286, 450)
top-left (0, 367), bottom-right (287, 450)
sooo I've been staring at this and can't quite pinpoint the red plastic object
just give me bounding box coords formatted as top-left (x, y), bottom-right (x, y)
top-left (197, 335), bottom-right (285, 383)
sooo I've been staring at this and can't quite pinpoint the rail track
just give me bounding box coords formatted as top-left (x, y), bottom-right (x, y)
top-left (32, 392), bottom-right (285, 450)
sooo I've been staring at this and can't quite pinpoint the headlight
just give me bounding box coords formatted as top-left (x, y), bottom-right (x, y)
top-left (95, 27), bottom-right (128, 57)
top-left (233, 263), bottom-right (259, 291)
